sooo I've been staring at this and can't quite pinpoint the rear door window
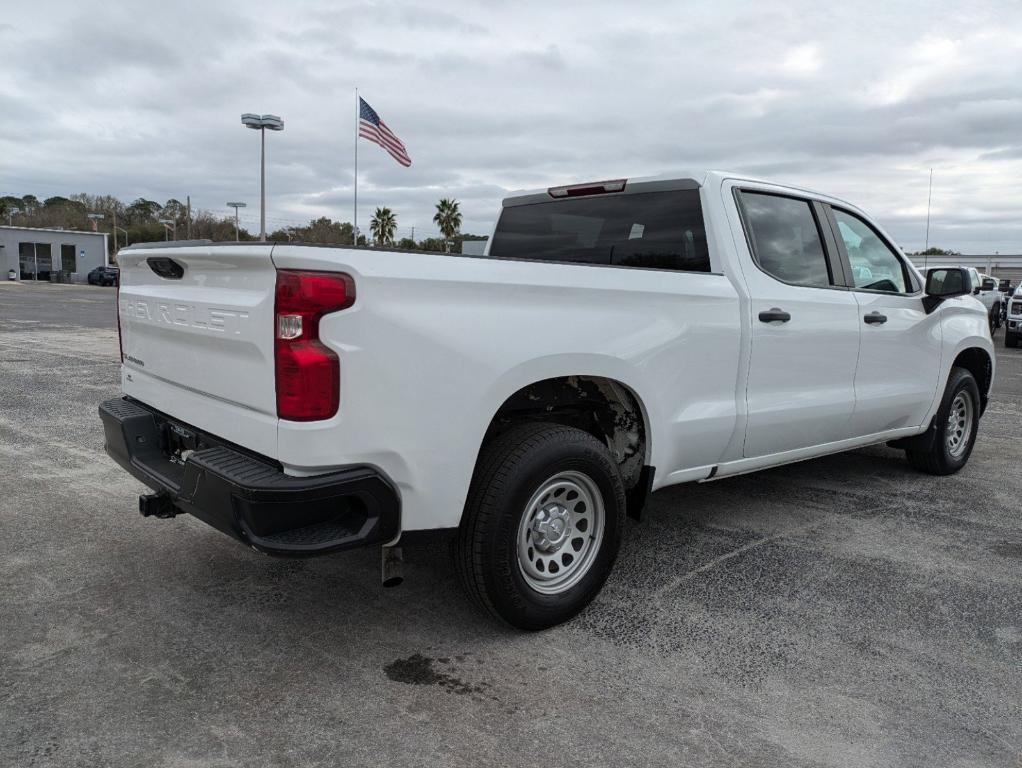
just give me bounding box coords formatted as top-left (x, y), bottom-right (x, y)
top-left (737, 192), bottom-right (832, 288)
top-left (489, 190), bottom-right (710, 272)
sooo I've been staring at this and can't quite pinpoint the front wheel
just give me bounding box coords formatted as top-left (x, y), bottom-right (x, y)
top-left (905, 367), bottom-right (981, 475)
top-left (456, 422), bottom-right (625, 630)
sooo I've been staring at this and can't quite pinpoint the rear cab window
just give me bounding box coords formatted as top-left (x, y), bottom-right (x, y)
top-left (489, 190), bottom-right (710, 273)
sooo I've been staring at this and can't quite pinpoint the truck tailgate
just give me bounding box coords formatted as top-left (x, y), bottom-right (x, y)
top-left (116, 245), bottom-right (279, 458)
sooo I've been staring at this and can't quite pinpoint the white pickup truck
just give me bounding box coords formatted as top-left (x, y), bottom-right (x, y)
top-left (100, 171), bottom-right (995, 629)
top-left (1006, 283), bottom-right (1022, 348)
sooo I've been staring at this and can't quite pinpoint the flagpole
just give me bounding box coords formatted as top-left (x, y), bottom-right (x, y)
top-left (354, 87), bottom-right (359, 246)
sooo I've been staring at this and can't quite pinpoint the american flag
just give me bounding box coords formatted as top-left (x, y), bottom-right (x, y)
top-left (358, 97), bottom-right (411, 167)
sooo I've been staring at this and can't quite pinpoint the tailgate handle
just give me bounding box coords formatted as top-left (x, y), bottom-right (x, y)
top-left (147, 257), bottom-right (185, 280)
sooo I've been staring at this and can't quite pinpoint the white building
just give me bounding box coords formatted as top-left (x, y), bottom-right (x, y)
top-left (1, 225), bottom-right (109, 282)
top-left (907, 254), bottom-right (1022, 286)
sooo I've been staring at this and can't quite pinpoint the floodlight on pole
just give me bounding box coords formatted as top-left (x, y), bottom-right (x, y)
top-left (7, 207), bottom-right (19, 226)
top-left (159, 218), bottom-right (177, 241)
top-left (241, 113), bottom-right (284, 242)
top-left (87, 212), bottom-right (105, 233)
top-left (227, 201), bottom-right (247, 242)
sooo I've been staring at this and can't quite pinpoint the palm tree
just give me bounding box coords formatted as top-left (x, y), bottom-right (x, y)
top-left (433, 198), bottom-right (462, 252)
top-left (369, 207), bottom-right (397, 245)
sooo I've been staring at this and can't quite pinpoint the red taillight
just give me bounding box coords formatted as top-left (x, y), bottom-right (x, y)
top-left (274, 270), bottom-right (355, 421)
top-left (547, 179), bottom-right (627, 198)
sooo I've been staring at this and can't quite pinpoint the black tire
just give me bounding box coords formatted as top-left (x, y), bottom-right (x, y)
top-left (1006, 331), bottom-right (1019, 349)
top-left (906, 367), bottom-right (981, 475)
top-left (456, 422), bottom-right (625, 630)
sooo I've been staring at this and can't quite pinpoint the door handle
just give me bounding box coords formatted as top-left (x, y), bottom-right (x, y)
top-left (758, 308), bottom-right (791, 323)
top-left (864, 311), bottom-right (888, 325)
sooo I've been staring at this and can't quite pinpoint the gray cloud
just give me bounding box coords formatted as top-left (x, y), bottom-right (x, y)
top-left (1, 0), bottom-right (1021, 251)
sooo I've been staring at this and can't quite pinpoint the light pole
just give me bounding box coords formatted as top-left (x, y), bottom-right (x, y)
top-left (6, 207), bottom-right (19, 226)
top-left (159, 219), bottom-right (177, 241)
top-left (87, 213), bottom-right (105, 266)
top-left (227, 201), bottom-right (247, 242)
top-left (110, 208), bottom-right (123, 250)
top-left (241, 113), bottom-right (284, 242)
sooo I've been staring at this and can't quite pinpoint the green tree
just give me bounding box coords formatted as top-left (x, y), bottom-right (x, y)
top-left (161, 199), bottom-right (188, 224)
top-left (396, 237), bottom-right (417, 250)
top-left (69, 193), bottom-right (125, 219)
top-left (43, 196), bottom-right (85, 212)
top-left (432, 198), bottom-right (462, 252)
top-left (917, 246), bottom-right (961, 257)
top-left (126, 198), bottom-right (161, 224)
top-left (0, 195), bottom-right (22, 222)
top-left (189, 211), bottom-right (252, 241)
top-left (267, 227), bottom-right (296, 242)
top-left (369, 207), bottom-right (397, 245)
top-left (418, 237), bottom-right (447, 252)
top-left (288, 217), bottom-right (354, 244)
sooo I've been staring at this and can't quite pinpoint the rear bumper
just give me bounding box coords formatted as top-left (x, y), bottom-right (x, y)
top-left (99, 397), bottom-right (400, 556)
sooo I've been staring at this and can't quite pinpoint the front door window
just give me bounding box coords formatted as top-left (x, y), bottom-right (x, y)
top-left (832, 209), bottom-right (909, 294)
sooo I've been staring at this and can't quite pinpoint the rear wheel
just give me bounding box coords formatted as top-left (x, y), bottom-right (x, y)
top-left (905, 367), bottom-right (980, 475)
top-left (456, 422), bottom-right (625, 630)
top-left (1007, 331), bottom-right (1019, 349)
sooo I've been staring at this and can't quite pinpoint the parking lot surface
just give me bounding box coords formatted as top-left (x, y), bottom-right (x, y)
top-left (2, 282), bottom-right (1020, 767)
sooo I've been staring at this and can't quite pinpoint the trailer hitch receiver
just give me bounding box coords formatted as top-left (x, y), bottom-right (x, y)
top-left (139, 492), bottom-right (178, 519)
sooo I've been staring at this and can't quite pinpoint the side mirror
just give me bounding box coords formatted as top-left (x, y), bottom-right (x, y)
top-left (981, 278), bottom-right (996, 292)
top-left (923, 267), bottom-right (972, 314)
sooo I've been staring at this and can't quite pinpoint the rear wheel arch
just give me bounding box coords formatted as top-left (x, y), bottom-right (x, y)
top-left (477, 375), bottom-right (651, 493)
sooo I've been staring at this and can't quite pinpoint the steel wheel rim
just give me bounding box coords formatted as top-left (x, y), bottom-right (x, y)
top-left (946, 391), bottom-right (974, 459)
top-left (516, 470), bottom-right (605, 595)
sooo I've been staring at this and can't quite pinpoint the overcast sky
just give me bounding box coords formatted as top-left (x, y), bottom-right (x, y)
top-left (2, 0), bottom-right (1021, 251)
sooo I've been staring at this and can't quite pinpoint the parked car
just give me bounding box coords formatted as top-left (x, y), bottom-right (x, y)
top-left (931, 267), bottom-right (1001, 332)
top-left (99, 171), bottom-right (995, 629)
top-left (978, 272), bottom-right (1006, 329)
top-left (1005, 283), bottom-right (1022, 348)
top-left (995, 278), bottom-right (1011, 323)
top-left (88, 266), bottom-right (120, 286)
top-left (7, 269), bottom-right (15, 281)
